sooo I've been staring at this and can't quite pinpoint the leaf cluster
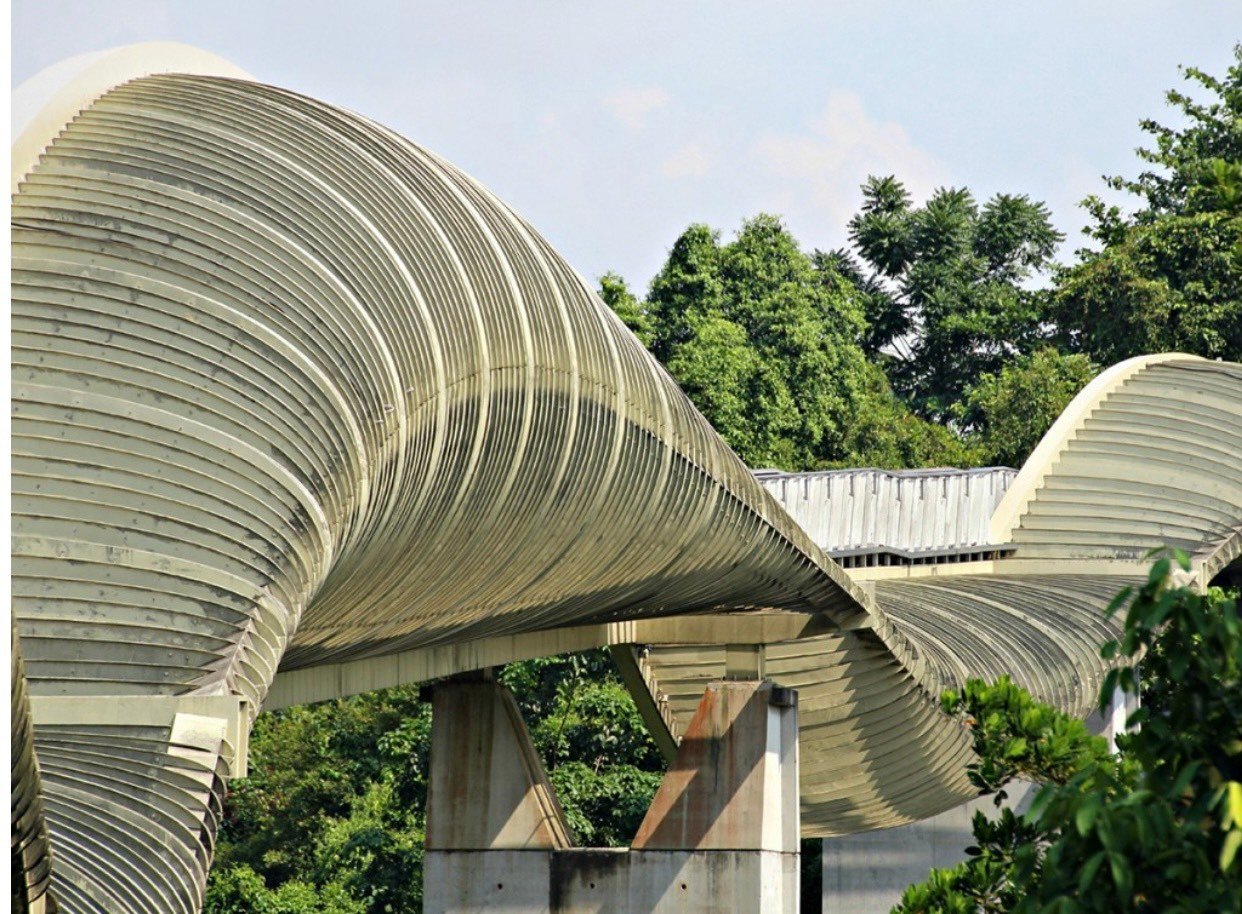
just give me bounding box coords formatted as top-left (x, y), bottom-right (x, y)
top-left (844, 178), bottom-right (1063, 422)
top-left (1055, 45), bottom-right (1242, 365)
top-left (895, 555), bottom-right (1242, 914)
top-left (207, 687), bottom-right (432, 913)
top-left (501, 650), bottom-right (667, 845)
top-left (207, 651), bottom-right (667, 912)
top-left (957, 348), bottom-right (1095, 467)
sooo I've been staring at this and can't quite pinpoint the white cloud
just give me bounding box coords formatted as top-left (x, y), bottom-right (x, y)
top-left (753, 90), bottom-right (948, 242)
top-left (603, 87), bottom-right (671, 129)
top-left (660, 143), bottom-right (713, 179)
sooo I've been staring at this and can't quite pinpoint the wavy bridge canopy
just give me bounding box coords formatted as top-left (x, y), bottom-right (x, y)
top-left (11, 47), bottom-right (1242, 914)
top-left (13, 71), bottom-right (883, 701)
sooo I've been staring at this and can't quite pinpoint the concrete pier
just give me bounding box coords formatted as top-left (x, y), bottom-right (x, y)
top-left (425, 675), bottom-right (800, 913)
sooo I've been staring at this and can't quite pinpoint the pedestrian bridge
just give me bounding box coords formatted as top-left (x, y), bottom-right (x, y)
top-left (12, 43), bottom-right (1242, 914)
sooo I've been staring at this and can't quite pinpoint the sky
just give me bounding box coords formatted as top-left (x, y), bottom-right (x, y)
top-left (11, 2), bottom-right (1242, 291)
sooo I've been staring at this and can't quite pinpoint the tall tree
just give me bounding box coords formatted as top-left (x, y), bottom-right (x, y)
top-left (843, 179), bottom-right (1063, 422)
top-left (610, 215), bottom-right (975, 470)
top-left (959, 348), bottom-right (1095, 467)
top-left (645, 215), bottom-right (872, 468)
top-left (1054, 46), bottom-right (1242, 364)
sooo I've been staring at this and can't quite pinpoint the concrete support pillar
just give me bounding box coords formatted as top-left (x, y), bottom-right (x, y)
top-left (424, 674), bottom-right (572, 911)
top-left (424, 675), bottom-right (799, 914)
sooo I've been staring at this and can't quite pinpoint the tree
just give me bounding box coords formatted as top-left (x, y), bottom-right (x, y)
top-left (958, 348), bottom-right (1095, 467)
top-left (205, 865), bottom-right (365, 914)
top-left (207, 687), bottom-right (433, 913)
top-left (1054, 46), bottom-right (1242, 364)
top-left (207, 652), bottom-right (665, 913)
top-left (895, 554), bottom-right (1242, 913)
top-left (599, 271), bottom-right (654, 348)
top-left (844, 178), bottom-right (1063, 422)
top-left (840, 362), bottom-right (986, 469)
top-left (605, 215), bottom-right (979, 471)
top-left (645, 215), bottom-right (873, 468)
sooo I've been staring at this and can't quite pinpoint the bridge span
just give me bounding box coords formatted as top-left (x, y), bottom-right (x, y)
top-left (12, 44), bottom-right (1242, 914)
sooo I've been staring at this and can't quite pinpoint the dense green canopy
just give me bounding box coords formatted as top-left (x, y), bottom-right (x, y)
top-left (606, 215), bottom-right (980, 471)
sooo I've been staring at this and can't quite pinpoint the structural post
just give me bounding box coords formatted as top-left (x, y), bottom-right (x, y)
top-left (625, 679), bottom-right (800, 912)
top-left (424, 675), bottom-right (799, 913)
top-left (424, 674), bottom-right (572, 912)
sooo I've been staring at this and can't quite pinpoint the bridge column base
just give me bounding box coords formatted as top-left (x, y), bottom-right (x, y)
top-left (425, 674), bottom-right (799, 913)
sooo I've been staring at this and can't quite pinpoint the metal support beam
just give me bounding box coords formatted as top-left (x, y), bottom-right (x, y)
top-left (28, 695), bottom-right (250, 778)
top-left (609, 645), bottom-right (680, 764)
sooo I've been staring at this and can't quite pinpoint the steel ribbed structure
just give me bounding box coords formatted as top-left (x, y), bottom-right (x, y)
top-left (12, 63), bottom-right (910, 912)
top-left (11, 47), bottom-right (1242, 913)
top-left (634, 354), bottom-right (1241, 835)
top-left (12, 624), bottom-right (57, 914)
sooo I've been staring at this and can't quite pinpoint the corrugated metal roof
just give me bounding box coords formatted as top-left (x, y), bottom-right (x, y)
top-left (755, 467), bottom-right (1017, 558)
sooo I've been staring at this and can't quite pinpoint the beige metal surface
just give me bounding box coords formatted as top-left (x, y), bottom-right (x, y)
top-left (12, 68), bottom-right (881, 708)
top-left (1004, 358), bottom-right (1242, 581)
top-left (11, 48), bottom-right (903, 912)
top-left (30, 718), bottom-right (229, 914)
top-left (11, 42), bottom-right (250, 195)
top-left (12, 624), bottom-right (57, 914)
top-left (10, 42), bottom-right (1242, 913)
top-left (264, 611), bottom-right (833, 710)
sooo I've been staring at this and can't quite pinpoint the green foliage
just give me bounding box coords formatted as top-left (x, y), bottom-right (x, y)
top-left (846, 178), bottom-right (1062, 422)
top-left (648, 214), bottom-right (873, 468)
top-left (1106, 48), bottom-right (1242, 221)
top-left (209, 652), bottom-right (664, 912)
top-left (939, 677), bottom-right (1125, 797)
top-left (309, 783), bottom-right (425, 913)
top-left (667, 309), bottom-right (793, 464)
top-left (206, 688), bottom-right (431, 913)
top-left (1054, 209), bottom-right (1242, 363)
top-left (599, 271), bottom-right (654, 348)
top-left (502, 650), bottom-right (666, 845)
top-left (838, 362), bottom-right (986, 469)
top-left (958, 348), bottom-right (1096, 467)
top-left (205, 865), bottom-right (365, 914)
top-left (602, 214), bottom-right (981, 471)
top-left (550, 762), bottom-right (664, 846)
top-left (895, 555), bottom-right (1242, 913)
top-left (1055, 46), bottom-right (1242, 364)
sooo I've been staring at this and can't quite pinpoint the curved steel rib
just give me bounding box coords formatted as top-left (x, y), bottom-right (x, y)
top-left (12, 67), bottom-right (936, 911)
top-left (12, 51), bottom-right (1242, 912)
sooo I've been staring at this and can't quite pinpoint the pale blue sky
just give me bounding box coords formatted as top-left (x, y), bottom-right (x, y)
top-left (12, 2), bottom-right (1242, 290)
